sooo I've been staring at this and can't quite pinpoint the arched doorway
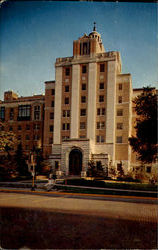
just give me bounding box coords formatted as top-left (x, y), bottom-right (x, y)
top-left (69, 149), bottom-right (82, 175)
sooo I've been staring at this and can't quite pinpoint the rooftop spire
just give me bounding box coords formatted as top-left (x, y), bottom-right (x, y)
top-left (93, 22), bottom-right (96, 31)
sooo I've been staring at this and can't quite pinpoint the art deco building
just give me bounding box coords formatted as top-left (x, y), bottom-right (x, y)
top-left (44, 24), bottom-right (133, 176)
top-left (0, 91), bottom-right (45, 154)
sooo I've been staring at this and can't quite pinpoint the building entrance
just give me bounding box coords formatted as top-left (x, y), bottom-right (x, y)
top-left (69, 149), bottom-right (82, 175)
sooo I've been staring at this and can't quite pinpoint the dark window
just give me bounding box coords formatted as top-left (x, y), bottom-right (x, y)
top-left (80, 135), bottom-right (86, 138)
top-left (62, 123), bottom-right (70, 130)
top-left (51, 89), bottom-right (55, 95)
top-left (99, 83), bottom-right (104, 89)
top-left (80, 109), bottom-right (86, 116)
top-left (65, 68), bottom-right (70, 76)
top-left (116, 136), bottom-right (122, 143)
top-left (10, 108), bottom-right (14, 120)
top-left (97, 108), bottom-right (100, 116)
top-left (34, 106), bottom-right (40, 120)
top-left (102, 108), bottom-right (105, 115)
top-left (82, 84), bottom-right (86, 90)
top-left (34, 135), bottom-right (40, 140)
top-left (9, 126), bottom-right (13, 131)
top-left (51, 101), bottom-right (54, 107)
top-left (119, 84), bottom-right (122, 90)
top-left (96, 135), bottom-right (105, 143)
top-left (118, 96), bottom-right (122, 103)
top-left (65, 85), bottom-right (69, 92)
top-left (50, 125), bottom-right (54, 132)
top-left (81, 96), bottom-right (86, 103)
top-left (34, 124), bottom-right (40, 130)
top-left (18, 135), bottom-right (21, 140)
top-left (82, 65), bottom-right (87, 74)
top-left (117, 109), bottom-right (123, 116)
top-left (18, 105), bottom-right (31, 121)
top-left (18, 125), bottom-right (22, 130)
top-left (50, 112), bottom-right (54, 119)
top-left (117, 123), bottom-right (123, 130)
top-left (146, 166), bottom-right (151, 173)
top-left (0, 107), bottom-right (5, 121)
top-left (65, 97), bottom-right (69, 105)
top-left (26, 135), bottom-right (30, 140)
top-left (49, 137), bottom-right (53, 144)
top-left (99, 95), bottom-right (104, 102)
top-left (26, 125), bottom-right (30, 130)
top-left (80, 122), bottom-right (86, 129)
top-left (63, 110), bottom-right (70, 117)
top-left (100, 64), bottom-right (105, 72)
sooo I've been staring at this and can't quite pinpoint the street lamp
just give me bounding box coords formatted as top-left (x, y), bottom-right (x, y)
top-left (30, 153), bottom-right (36, 191)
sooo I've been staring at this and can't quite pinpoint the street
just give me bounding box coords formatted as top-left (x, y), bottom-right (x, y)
top-left (0, 192), bottom-right (157, 249)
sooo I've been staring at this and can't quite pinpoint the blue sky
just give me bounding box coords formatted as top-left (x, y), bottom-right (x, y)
top-left (0, 1), bottom-right (157, 100)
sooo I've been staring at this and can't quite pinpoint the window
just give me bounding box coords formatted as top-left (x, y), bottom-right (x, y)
top-left (82, 65), bottom-right (87, 74)
top-left (65, 67), bottom-right (70, 76)
top-left (80, 135), bottom-right (86, 138)
top-left (116, 136), bottom-right (122, 143)
top-left (80, 122), bottom-right (86, 129)
top-left (49, 137), bottom-right (53, 144)
top-left (50, 125), bottom-right (54, 132)
top-left (0, 107), bottom-right (5, 121)
top-left (9, 126), bottom-right (13, 131)
top-left (26, 125), bottom-right (30, 130)
top-left (50, 112), bottom-right (54, 119)
top-left (18, 105), bottom-right (31, 121)
top-left (0, 126), bottom-right (4, 131)
top-left (9, 108), bottom-right (14, 120)
top-left (117, 123), bottom-right (123, 130)
top-left (18, 125), bottom-right (22, 130)
top-left (118, 96), bottom-right (122, 103)
top-left (117, 109), bottom-right (123, 116)
top-left (99, 83), bottom-right (104, 89)
top-left (65, 97), bottom-right (69, 105)
top-left (55, 161), bottom-right (59, 170)
top-left (100, 64), bottom-right (105, 72)
top-left (82, 84), bottom-right (86, 90)
top-left (80, 42), bottom-right (90, 55)
top-left (18, 135), bottom-right (21, 140)
top-left (81, 96), bottom-right (86, 103)
top-left (62, 136), bottom-right (70, 141)
top-left (63, 110), bottom-right (70, 117)
top-left (34, 124), bottom-right (40, 130)
top-left (96, 122), bottom-right (105, 129)
top-left (99, 95), bottom-right (104, 102)
top-left (119, 84), bottom-right (122, 90)
top-left (34, 135), bottom-right (40, 140)
top-left (25, 145), bottom-right (29, 150)
top-left (26, 135), bottom-right (30, 140)
top-left (34, 106), bottom-right (40, 120)
top-left (62, 123), bottom-right (70, 130)
top-left (146, 166), bottom-right (151, 173)
top-left (51, 89), bottom-right (55, 95)
top-left (51, 101), bottom-right (54, 107)
top-left (80, 109), bottom-right (86, 116)
top-left (96, 135), bottom-right (105, 143)
top-left (97, 108), bottom-right (105, 116)
top-left (65, 85), bottom-right (69, 92)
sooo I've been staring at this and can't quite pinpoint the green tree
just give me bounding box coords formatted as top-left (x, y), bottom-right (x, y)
top-left (0, 130), bottom-right (18, 158)
top-left (14, 143), bottom-right (30, 176)
top-left (129, 87), bottom-right (157, 163)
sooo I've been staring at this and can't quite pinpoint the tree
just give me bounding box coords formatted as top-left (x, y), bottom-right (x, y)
top-left (0, 130), bottom-right (18, 157)
top-left (14, 143), bottom-right (30, 176)
top-left (129, 87), bottom-right (157, 163)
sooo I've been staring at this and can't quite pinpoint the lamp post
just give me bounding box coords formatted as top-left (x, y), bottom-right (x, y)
top-left (30, 152), bottom-right (36, 191)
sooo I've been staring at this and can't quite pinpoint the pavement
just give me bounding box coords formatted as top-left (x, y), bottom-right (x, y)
top-left (0, 191), bottom-right (157, 249)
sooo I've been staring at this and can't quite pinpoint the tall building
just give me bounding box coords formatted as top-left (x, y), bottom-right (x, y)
top-left (46, 24), bottom-right (133, 176)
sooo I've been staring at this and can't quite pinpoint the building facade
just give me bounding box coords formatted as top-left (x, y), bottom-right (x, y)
top-left (0, 91), bottom-right (45, 155)
top-left (46, 25), bottom-right (133, 176)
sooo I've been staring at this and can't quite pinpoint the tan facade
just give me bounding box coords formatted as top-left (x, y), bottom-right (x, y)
top-left (0, 91), bottom-right (45, 155)
top-left (48, 26), bottom-right (132, 176)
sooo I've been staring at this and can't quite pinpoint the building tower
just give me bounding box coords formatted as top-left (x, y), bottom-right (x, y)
top-left (47, 24), bottom-right (132, 176)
